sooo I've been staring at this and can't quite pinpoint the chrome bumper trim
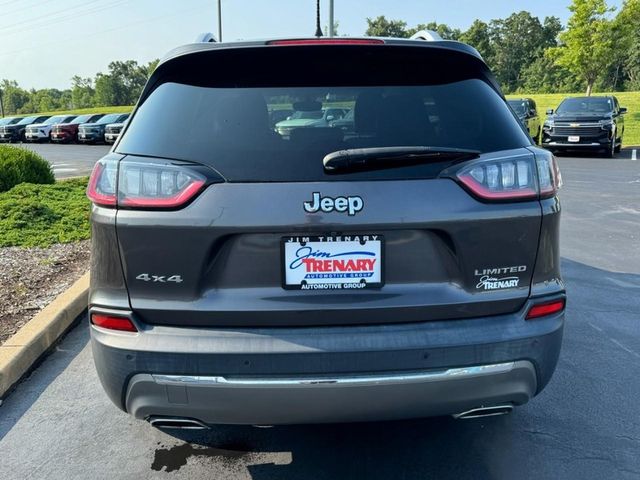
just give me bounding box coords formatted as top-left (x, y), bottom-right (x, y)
top-left (545, 142), bottom-right (602, 146)
top-left (152, 362), bottom-right (515, 388)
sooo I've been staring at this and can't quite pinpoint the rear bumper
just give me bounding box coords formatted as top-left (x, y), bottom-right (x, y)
top-left (126, 361), bottom-right (536, 425)
top-left (90, 296), bottom-right (564, 424)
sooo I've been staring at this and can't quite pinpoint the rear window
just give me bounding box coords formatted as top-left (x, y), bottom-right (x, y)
top-left (117, 47), bottom-right (529, 182)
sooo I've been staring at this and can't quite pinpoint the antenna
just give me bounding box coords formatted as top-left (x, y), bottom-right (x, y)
top-left (315, 0), bottom-right (323, 37)
top-left (217, 0), bottom-right (222, 42)
top-left (328, 0), bottom-right (334, 37)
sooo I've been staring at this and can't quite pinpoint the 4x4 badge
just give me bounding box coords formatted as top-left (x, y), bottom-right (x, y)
top-left (303, 192), bottom-right (364, 216)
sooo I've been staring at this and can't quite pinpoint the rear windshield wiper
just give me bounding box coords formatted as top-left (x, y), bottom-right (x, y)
top-left (323, 146), bottom-right (481, 173)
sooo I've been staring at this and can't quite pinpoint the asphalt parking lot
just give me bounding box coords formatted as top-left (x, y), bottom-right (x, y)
top-left (0, 149), bottom-right (639, 479)
top-left (20, 143), bottom-right (112, 178)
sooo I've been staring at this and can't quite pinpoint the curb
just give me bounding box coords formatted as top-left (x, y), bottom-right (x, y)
top-left (0, 271), bottom-right (89, 399)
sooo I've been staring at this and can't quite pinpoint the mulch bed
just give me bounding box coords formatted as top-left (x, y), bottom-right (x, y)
top-left (0, 240), bottom-right (90, 345)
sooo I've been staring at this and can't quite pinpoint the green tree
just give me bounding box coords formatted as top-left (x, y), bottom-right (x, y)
top-left (0, 80), bottom-right (29, 115)
top-left (70, 76), bottom-right (95, 109)
top-left (550, 0), bottom-right (615, 95)
top-left (612, 0), bottom-right (640, 89)
top-left (520, 54), bottom-right (582, 93)
top-left (365, 16), bottom-right (409, 38)
top-left (459, 20), bottom-right (494, 62)
top-left (94, 73), bottom-right (124, 106)
top-left (489, 11), bottom-right (557, 93)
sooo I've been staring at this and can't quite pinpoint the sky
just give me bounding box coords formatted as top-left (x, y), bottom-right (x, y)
top-left (0, 0), bottom-right (625, 90)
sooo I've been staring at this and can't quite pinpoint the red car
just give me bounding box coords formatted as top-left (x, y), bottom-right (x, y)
top-left (51, 114), bottom-right (104, 143)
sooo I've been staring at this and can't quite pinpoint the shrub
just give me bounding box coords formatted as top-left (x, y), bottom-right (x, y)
top-left (0, 145), bottom-right (55, 193)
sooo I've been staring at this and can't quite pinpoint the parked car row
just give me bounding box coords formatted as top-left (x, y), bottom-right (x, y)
top-left (508, 95), bottom-right (626, 157)
top-left (0, 112), bottom-right (130, 144)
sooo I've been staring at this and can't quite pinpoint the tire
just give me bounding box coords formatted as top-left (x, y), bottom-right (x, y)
top-left (614, 139), bottom-right (621, 153)
top-left (604, 141), bottom-right (615, 158)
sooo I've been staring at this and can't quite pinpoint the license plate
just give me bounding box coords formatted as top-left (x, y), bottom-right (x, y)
top-left (568, 136), bottom-right (580, 142)
top-left (282, 235), bottom-right (383, 290)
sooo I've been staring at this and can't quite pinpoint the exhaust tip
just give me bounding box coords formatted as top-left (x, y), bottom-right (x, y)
top-left (452, 404), bottom-right (513, 420)
top-left (148, 416), bottom-right (209, 430)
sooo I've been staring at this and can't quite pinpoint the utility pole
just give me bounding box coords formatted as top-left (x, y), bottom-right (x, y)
top-left (328, 0), bottom-right (334, 37)
top-left (217, 0), bottom-right (222, 42)
top-left (0, 88), bottom-right (4, 118)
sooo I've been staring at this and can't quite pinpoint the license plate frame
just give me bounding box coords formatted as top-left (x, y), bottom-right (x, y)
top-left (281, 235), bottom-right (384, 290)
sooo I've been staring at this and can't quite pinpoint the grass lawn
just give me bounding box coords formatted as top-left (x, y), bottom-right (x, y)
top-left (506, 91), bottom-right (640, 146)
top-left (0, 177), bottom-right (90, 247)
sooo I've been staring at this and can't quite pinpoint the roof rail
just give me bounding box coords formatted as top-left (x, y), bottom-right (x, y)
top-left (410, 30), bottom-right (443, 41)
top-left (195, 32), bottom-right (217, 43)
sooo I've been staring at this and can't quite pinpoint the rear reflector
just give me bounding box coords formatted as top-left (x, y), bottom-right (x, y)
top-left (268, 39), bottom-right (384, 46)
top-left (91, 313), bottom-right (137, 332)
top-left (526, 299), bottom-right (565, 320)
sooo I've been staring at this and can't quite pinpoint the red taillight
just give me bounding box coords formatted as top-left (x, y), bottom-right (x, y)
top-left (86, 159), bottom-right (207, 209)
top-left (87, 160), bottom-right (117, 207)
top-left (456, 157), bottom-right (538, 200)
top-left (526, 299), bottom-right (565, 320)
top-left (455, 151), bottom-right (561, 201)
top-left (268, 39), bottom-right (384, 46)
top-left (91, 313), bottom-right (137, 332)
top-left (118, 160), bottom-right (206, 209)
top-left (536, 152), bottom-right (562, 198)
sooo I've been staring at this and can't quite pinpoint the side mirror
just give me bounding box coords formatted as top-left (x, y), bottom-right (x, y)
top-left (529, 109), bottom-right (537, 117)
top-left (546, 109), bottom-right (554, 115)
top-left (286, 116), bottom-right (292, 120)
top-left (326, 115), bottom-right (335, 121)
top-left (619, 107), bottom-right (627, 114)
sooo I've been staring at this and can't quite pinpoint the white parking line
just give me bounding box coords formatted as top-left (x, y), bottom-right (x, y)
top-left (51, 163), bottom-right (72, 167)
top-left (52, 168), bottom-right (78, 173)
top-left (632, 149), bottom-right (637, 161)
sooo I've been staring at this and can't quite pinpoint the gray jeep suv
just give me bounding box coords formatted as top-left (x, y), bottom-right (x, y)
top-left (87, 35), bottom-right (565, 428)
